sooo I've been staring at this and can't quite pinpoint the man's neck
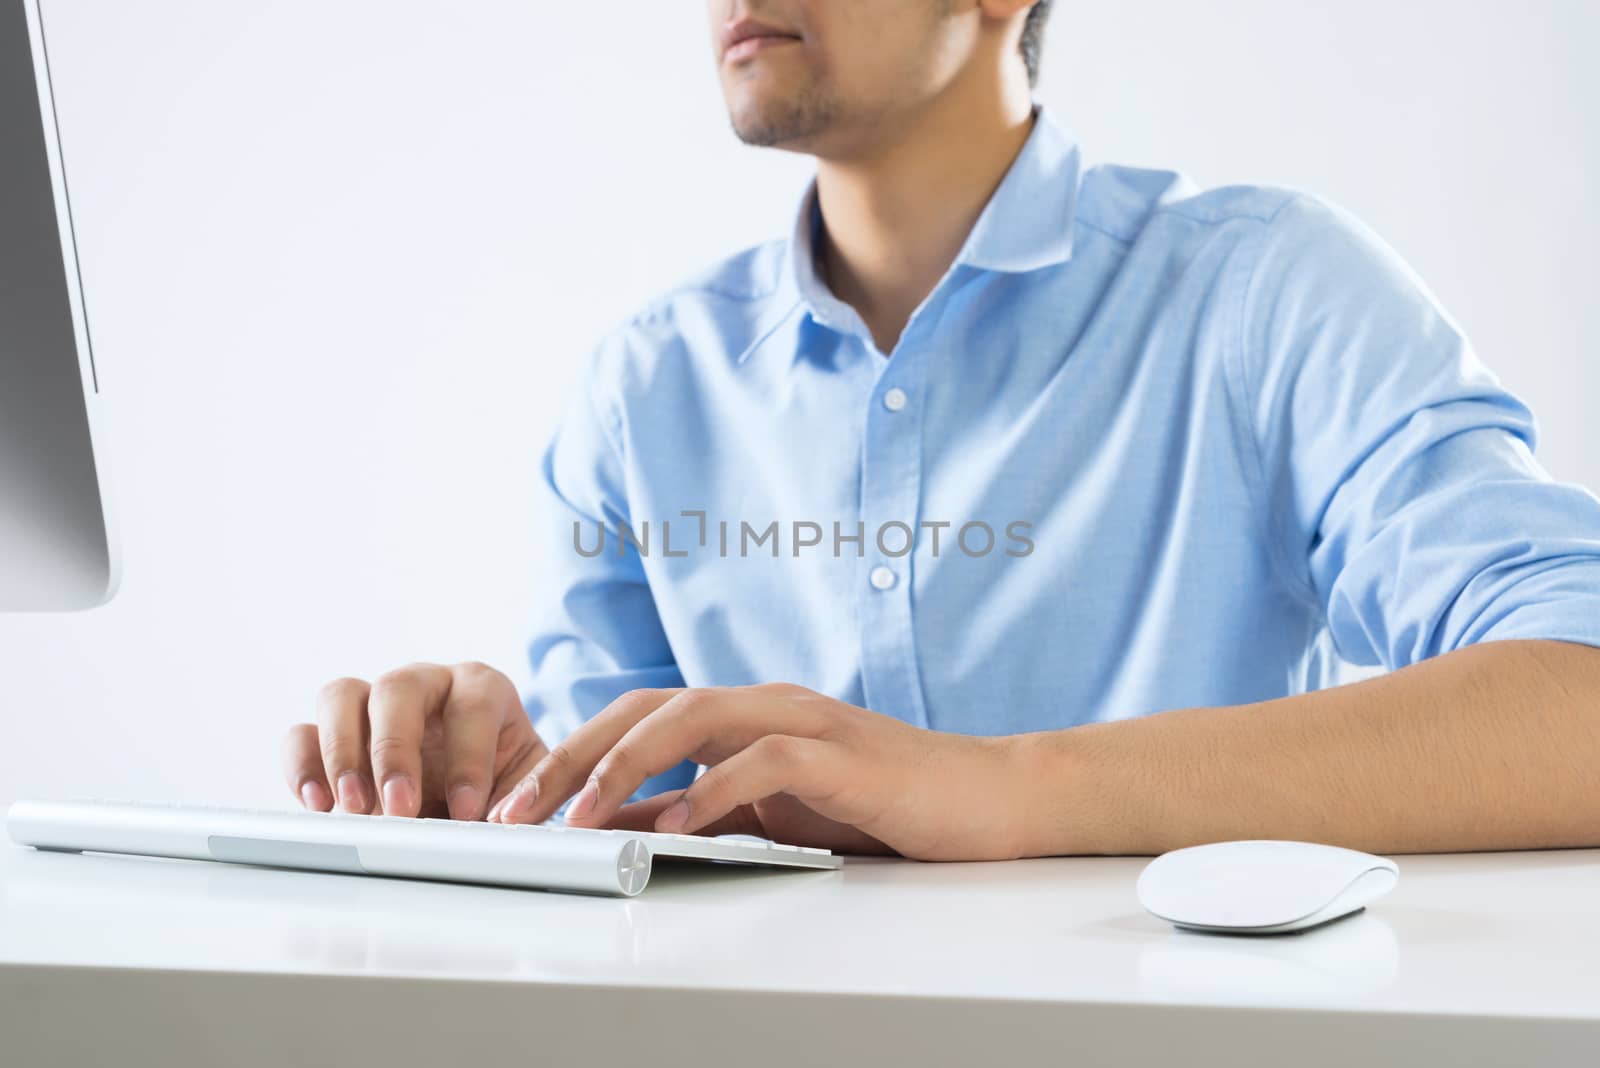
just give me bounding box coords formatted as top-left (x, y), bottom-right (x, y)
top-left (815, 80), bottom-right (1036, 355)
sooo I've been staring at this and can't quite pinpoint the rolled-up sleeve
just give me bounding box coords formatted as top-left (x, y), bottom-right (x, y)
top-left (1240, 194), bottom-right (1600, 669)
top-left (524, 333), bottom-right (696, 799)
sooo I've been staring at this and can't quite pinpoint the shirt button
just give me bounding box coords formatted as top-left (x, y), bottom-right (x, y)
top-left (869, 566), bottom-right (898, 591)
top-left (882, 388), bottom-right (908, 413)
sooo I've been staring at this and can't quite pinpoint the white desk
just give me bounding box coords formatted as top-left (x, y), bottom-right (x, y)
top-left (1, 841), bottom-right (1596, 1066)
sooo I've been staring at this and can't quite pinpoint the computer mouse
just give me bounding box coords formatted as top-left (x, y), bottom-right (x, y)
top-left (1136, 840), bottom-right (1399, 935)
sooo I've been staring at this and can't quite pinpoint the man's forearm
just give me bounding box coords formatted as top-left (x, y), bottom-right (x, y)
top-left (1011, 639), bottom-right (1600, 857)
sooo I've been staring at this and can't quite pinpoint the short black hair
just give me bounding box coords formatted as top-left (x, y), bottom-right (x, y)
top-left (1020, 0), bottom-right (1055, 87)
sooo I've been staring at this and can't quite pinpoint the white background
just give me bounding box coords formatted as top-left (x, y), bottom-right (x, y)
top-left (2, 0), bottom-right (1596, 808)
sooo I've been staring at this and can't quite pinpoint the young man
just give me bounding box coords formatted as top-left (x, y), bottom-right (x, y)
top-left (283, 1), bottom-right (1600, 860)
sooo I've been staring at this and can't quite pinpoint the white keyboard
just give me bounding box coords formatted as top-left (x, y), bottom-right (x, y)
top-left (5, 798), bottom-right (842, 897)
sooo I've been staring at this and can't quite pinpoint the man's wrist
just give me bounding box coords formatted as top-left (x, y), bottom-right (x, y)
top-left (995, 726), bottom-right (1109, 859)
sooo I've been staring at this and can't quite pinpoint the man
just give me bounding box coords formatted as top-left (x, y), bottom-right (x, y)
top-left (283, 0), bottom-right (1600, 860)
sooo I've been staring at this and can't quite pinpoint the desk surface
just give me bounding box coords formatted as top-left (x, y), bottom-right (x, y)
top-left (3, 841), bottom-right (1598, 1066)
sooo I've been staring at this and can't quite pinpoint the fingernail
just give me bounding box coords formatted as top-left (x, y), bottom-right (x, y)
top-left (447, 783), bottom-right (482, 821)
top-left (657, 798), bottom-right (690, 833)
top-left (566, 779), bottom-right (599, 822)
top-left (300, 781), bottom-right (330, 811)
top-left (336, 772), bottom-right (366, 813)
top-left (382, 775), bottom-right (416, 816)
top-left (499, 776), bottom-right (539, 822)
top-left (487, 788), bottom-right (515, 822)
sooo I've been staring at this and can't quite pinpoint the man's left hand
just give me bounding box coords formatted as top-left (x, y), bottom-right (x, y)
top-left (488, 684), bottom-right (1027, 861)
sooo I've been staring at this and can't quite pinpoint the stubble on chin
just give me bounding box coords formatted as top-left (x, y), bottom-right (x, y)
top-left (728, 79), bottom-right (838, 148)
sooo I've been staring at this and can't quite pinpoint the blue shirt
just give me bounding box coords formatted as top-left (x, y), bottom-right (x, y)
top-left (526, 109), bottom-right (1600, 800)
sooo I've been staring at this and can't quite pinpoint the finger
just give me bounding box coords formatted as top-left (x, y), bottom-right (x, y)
top-left (655, 735), bottom-right (840, 835)
top-left (484, 732), bottom-right (549, 820)
top-left (366, 663), bottom-right (452, 818)
top-left (282, 723), bottom-right (333, 811)
top-left (596, 789), bottom-right (679, 830)
top-left (441, 662), bottom-right (520, 821)
top-left (495, 687), bottom-right (682, 825)
top-left (604, 790), bottom-right (762, 838)
top-left (316, 677), bottom-right (374, 813)
top-left (567, 688), bottom-right (833, 828)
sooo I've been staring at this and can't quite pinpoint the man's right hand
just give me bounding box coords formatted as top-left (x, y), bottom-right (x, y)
top-left (282, 662), bottom-right (546, 821)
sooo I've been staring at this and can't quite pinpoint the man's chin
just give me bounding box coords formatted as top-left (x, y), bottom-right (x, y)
top-left (729, 115), bottom-right (825, 150)
top-left (726, 95), bottom-right (835, 151)
top-left (731, 118), bottom-right (801, 149)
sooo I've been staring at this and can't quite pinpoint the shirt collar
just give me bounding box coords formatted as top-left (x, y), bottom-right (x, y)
top-left (739, 108), bottom-right (1083, 365)
top-left (953, 106), bottom-right (1082, 273)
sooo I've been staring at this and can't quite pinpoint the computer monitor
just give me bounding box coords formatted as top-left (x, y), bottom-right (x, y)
top-left (0, 0), bottom-right (117, 610)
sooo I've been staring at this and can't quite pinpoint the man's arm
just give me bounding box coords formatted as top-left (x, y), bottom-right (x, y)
top-left (1015, 638), bottom-right (1600, 856)
top-left (489, 639), bottom-right (1600, 859)
top-left (1007, 196), bottom-right (1592, 854)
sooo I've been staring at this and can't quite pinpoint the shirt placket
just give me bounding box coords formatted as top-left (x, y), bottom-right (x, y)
top-left (855, 325), bottom-right (934, 729)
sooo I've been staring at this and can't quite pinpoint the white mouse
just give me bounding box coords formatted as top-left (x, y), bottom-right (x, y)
top-left (1136, 840), bottom-right (1399, 934)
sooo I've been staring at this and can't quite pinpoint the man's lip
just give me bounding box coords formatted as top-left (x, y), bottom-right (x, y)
top-left (724, 34), bottom-right (800, 63)
top-left (721, 18), bottom-right (801, 61)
